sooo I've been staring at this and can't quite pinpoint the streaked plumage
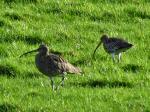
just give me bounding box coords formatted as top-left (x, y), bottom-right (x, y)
top-left (93, 34), bottom-right (133, 62)
top-left (20, 44), bottom-right (81, 90)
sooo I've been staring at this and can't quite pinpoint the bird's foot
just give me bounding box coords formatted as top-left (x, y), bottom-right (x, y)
top-left (55, 85), bottom-right (61, 91)
top-left (60, 81), bottom-right (64, 87)
top-left (52, 84), bottom-right (58, 91)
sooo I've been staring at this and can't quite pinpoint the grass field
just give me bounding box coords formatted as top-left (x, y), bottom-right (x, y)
top-left (0, 0), bottom-right (150, 111)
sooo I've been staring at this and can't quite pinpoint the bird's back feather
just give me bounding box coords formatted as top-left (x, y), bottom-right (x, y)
top-left (104, 37), bottom-right (133, 53)
top-left (46, 53), bottom-right (81, 75)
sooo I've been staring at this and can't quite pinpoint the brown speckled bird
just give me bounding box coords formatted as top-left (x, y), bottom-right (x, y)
top-left (20, 44), bottom-right (81, 90)
top-left (93, 34), bottom-right (133, 62)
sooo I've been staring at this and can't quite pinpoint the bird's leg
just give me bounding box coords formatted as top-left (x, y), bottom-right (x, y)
top-left (60, 72), bottom-right (67, 87)
top-left (118, 53), bottom-right (122, 62)
top-left (50, 78), bottom-right (55, 91)
top-left (60, 75), bottom-right (65, 87)
top-left (56, 73), bottom-right (66, 90)
top-left (111, 53), bottom-right (115, 62)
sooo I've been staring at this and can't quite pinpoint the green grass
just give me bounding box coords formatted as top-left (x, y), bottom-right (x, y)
top-left (0, 0), bottom-right (150, 111)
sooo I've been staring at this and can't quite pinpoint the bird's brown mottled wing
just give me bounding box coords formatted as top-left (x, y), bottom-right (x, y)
top-left (108, 38), bottom-right (133, 51)
top-left (47, 54), bottom-right (81, 74)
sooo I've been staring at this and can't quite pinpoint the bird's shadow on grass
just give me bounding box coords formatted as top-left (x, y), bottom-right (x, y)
top-left (0, 20), bottom-right (5, 27)
top-left (4, 0), bottom-right (38, 4)
top-left (0, 64), bottom-right (43, 78)
top-left (70, 80), bottom-right (133, 88)
top-left (121, 64), bottom-right (144, 73)
top-left (0, 103), bottom-right (21, 112)
top-left (0, 34), bottom-right (44, 45)
top-left (0, 64), bottom-right (18, 78)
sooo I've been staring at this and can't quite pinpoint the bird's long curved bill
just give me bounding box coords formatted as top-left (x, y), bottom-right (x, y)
top-left (19, 49), bottom-right (38, 58)
top-left (92, 41), bottom-right (102, 58)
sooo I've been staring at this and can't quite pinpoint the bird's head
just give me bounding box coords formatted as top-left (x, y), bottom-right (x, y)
top-left (38, 44), bottom-right (49, 54)
top-left (92, 34), bottom-right (109, 59)
top-left (19, 43), bottom-right (49, 58)
top-left (101, 34), bottom-right (109, 42)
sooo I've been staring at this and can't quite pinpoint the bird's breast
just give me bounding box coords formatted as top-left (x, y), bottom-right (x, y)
top-left (103, 43), bottom-right (115, 53)
top-left (35, 54), bottom-right (50, 75)
top-left (35, 54), bottom-right (62, 76)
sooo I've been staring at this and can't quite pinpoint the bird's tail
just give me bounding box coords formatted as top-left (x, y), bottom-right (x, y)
top-left (126, 43), bottom-right (133, 49)
top-left (129, 43), bottom-right (133, 48)
top-left (66, 63), bottom-right (82, 74)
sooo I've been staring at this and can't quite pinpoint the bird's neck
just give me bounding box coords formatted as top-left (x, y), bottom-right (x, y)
top-left (38, 51), bottom-right (49, 56)
top-left (102, 39), bottom-right (109, 44)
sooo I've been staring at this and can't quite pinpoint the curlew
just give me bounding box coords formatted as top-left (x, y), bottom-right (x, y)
top-left (93, 34), bottom-right (133, 62)
top-left (20, 44), bottom-right (81, 90)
